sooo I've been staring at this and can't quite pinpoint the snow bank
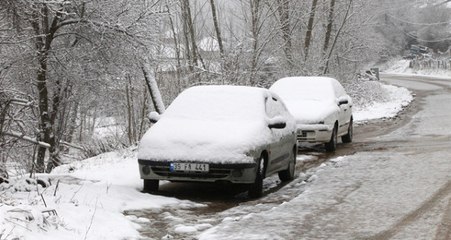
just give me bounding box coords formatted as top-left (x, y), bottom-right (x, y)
top-left (353, 84), bottom-right (413, 122)
top-left (0, 148), bottom-right (200, 240)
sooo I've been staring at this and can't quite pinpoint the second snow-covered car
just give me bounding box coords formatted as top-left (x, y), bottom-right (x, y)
top-left (138, 85), bottom-right (297, 198)
top-left (270, 76), bottom-right (353, 152)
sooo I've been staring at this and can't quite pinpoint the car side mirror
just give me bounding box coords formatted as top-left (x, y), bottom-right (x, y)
top-left (338, 97), bottom-right (349, 106)
top-left (269, 122), bottom-right (286, 129)
top-left (148, 111), bottom-right (161, 123)
top-left (268, 116), bottom-right (287, 129)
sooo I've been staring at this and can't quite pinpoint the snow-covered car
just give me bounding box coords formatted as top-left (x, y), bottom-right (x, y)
top-left (137, 85), bottom-right (297, 198)
top-left (270, 77), bottom-right (353, 152)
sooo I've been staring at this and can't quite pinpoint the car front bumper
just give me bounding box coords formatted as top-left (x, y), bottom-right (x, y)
top-left (138, 160), bottom-right (258, 184)
top-left (296, 124), bottom-right (333, 143)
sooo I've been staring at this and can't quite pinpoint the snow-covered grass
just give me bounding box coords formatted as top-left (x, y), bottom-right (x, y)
top-left (0, 148), bottom-right (203, 240)
top-left (0, 61), bottom-right (426, 240)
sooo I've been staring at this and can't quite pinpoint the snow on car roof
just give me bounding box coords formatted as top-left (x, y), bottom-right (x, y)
top-left (270, 77), bottom-right (338, 102)
top-left (137, 85), bottom-right (279, 163)
top-left (163, 85), bottom-right (268, 121)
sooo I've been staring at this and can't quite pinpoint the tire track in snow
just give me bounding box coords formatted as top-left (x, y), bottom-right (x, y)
top-left (434, 197), bottom-right (451, 240)
top-left (366, 180), bottom-right (451, 240)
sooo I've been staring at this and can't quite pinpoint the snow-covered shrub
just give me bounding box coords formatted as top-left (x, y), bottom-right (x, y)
top-left (81, 136), bottom-right (127, 159)
top-left (344, 77), bottom-right (389, 109)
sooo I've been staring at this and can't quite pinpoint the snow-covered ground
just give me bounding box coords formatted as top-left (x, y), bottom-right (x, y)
top-left (1, 61), bottom-right (444, 240)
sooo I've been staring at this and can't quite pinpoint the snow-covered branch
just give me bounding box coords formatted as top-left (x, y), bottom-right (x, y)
top-left (4, 131), bottom-right (50, 148)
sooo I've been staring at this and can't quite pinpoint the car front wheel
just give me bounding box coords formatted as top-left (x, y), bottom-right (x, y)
top-left (278, 148), bottom-right (296, 181)
top-left (325, 124), bottom-right (338, 152)
top-left (143, 179), bottom-right (159, 193)
top-left (341, 118), bottom-right (353, 143)
top-left (248, 155), bottom-right (265, 198)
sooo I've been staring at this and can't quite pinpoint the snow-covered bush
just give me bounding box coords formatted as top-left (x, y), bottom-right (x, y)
top-left (81, 136), bottom-right (127, 159)
top-left (344, 77), bottom-right (389, 109)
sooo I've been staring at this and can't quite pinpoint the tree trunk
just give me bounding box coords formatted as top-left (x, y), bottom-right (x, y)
top-left (31, 4), bottom-right (65, 173)
top-left (166, 4), bottom-right (182, 90)
top-left (304, 0), bottom-right (318, 60)
top-left (180, 0), bottom-right (198, 73)
top-left (138, 86), bottom-right (148, 140)
top-left (186, 1), bottom-right (198, 70)
top-left (125, 75), bottom-right (136, 144)
top-left (209, 0), bottom-right (225, 57)
top-left (323, 0), bottom-right (353, 74)
top-left (141, 64), bottom-right (166, 114)
top-left (66, 100), bottom-right (79, 145)
top-left (249, 0), bottom-right (261, 85)
top-left (323, 0), bottom-right (336, 55)
top-left (277, 0), bottom-right (294, 70)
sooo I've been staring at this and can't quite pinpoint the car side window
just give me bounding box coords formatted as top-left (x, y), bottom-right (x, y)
top-left (332, 80), bottom-right (346, 98)
top-left (265, 95), bottom-right (286, 118)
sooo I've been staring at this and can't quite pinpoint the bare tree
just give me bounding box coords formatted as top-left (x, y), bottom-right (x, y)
top-left (323, 0), bottom-right (353, 74)
top-left (1, 0), bottom-right (167, 172)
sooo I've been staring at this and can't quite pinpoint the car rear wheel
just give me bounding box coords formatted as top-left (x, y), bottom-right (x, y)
top-left (278, 148), bottom-right (296, 181)
top-left (248, 155), bottom-right (265, 198)
top-left (341, 118), bottom-right (353, 143)
top-left (143, 179), bottom-right (159, 192)
top-left (325, 124), bottom-right (338, 152)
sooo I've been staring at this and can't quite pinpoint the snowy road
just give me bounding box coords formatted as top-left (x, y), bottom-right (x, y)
top-left (131, 74), bottom-right (451, 240)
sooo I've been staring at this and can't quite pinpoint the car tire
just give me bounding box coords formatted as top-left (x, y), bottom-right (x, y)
top-left (325, 124), bottom-right (338, 152)
top-left (278, 148), bottom-right (296, 181)
top-left (248, 155), bottom-right (265, 198)
top-left (143, 179), bottom-right (159, 192)
top-left (341, 118), bottom-right (353, 143)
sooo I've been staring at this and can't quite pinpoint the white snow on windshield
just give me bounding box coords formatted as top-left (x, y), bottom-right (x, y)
top-left (163, 86), bottom-right (266, 121)
top-left (270, 77), bottom-right (336, 102)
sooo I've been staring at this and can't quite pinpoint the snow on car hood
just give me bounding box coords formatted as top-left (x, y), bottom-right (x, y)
top-left (283, 99), bottom-right (339, 124)
top-left (137, 118), bottom-right (271, 164)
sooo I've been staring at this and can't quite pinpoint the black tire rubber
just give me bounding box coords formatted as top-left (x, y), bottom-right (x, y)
top-left (341, 118), bottom-right (353, 143)
top-left (143, 179), bottom-right (159, 192)
top-left (278, 148), bottom-right (296, 181)
top-left (248, 156), bottom-right (265, 198)
top-left (325, 124), bottom-right (338, 152)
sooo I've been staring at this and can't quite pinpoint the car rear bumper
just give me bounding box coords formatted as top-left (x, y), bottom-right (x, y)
top-left (138, 160), bottom-right (257, 184)
top-left (296, 124), bottom-right (333, 143)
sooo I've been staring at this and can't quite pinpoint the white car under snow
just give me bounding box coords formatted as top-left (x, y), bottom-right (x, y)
top-left (270, 76), bottom-right (353, 152)
top-left (138, 85), bottom-right (297, 198)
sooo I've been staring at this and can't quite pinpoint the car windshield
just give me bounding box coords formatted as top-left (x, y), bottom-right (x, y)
top-left (163, 86), bottom-right (265, 121)
top-left (271, 77), bottom-right (336, 102)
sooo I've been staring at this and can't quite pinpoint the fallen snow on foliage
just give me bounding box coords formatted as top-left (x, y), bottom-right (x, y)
top-left (353, 84), bottom-right (413, 122)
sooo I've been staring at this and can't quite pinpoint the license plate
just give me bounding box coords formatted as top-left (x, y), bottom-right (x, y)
top-left (170, 163), bottom-right (209, 172)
